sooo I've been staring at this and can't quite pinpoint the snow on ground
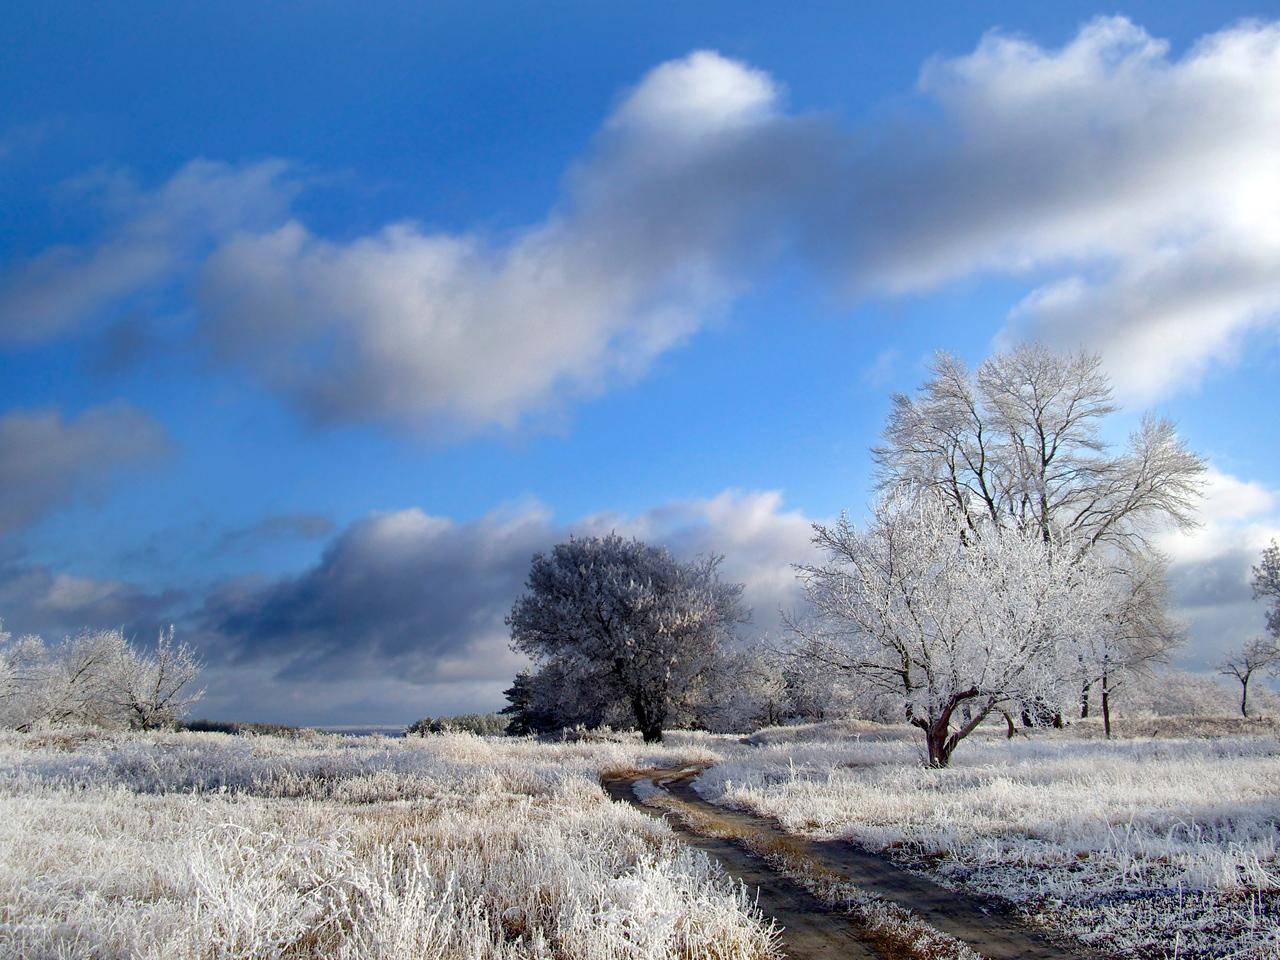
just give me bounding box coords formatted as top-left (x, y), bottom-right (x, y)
top-left (697, 719), bottom-right (1280, 959)
top-left (0, 729), bottom-right (776, 960)
top-left (4, 720), bottom-right (1277, 959)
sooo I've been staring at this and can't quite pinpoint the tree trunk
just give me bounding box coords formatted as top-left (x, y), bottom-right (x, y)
top-left (1241, 676), bottom-right (1251, 718)
top-left (926, 721), bottom-right (952, 768)
top-left (1080, 682), bottom-right (1091, 719)
top-left (631, 691), bottom-right (666, 743)
top-left (1101, 670), bottom-right (1112, 739)
top-left (1001, 710), bottom-right (1015, 739)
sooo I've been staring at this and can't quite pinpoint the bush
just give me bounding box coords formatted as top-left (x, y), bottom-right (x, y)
top-left (182, 718), bottom-right (305, 737)
top-left (405, 713), bottom-right (507, 737)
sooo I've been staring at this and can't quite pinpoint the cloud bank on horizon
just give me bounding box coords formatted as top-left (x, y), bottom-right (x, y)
top-left (3, 14), bottom-right (1280, 720)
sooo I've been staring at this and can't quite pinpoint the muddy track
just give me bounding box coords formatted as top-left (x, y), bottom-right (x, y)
top-left (604, 767), bottom-right (1096, 960)
top-left (603, 772), bottom-right (881, 959)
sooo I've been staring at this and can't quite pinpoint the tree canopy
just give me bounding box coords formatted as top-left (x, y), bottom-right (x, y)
top-left (507, 533), bottom-right (746, 742)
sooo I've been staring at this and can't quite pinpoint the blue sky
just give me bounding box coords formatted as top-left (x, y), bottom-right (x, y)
top-left (3, 2), bottom-right (1280, 723)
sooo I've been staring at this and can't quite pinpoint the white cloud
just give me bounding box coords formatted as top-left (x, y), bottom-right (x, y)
top-left (182, 18), bottom-right (1280, 418)
top-left (9, 19), bottom-right (1280, 424)
top-left (1159, 467), bottom-right (1278, 565)
top-left (197, 51), bottom-right (791, 428)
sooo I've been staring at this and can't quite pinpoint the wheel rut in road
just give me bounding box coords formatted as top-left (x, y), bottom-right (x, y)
top-left (603, 771), bottom-right (881, 959)
top-left (604, 766), bottom-right (1097, 960)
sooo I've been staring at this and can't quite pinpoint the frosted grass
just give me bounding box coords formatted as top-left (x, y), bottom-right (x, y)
top-left (0, 729), bottom-right (775, 960)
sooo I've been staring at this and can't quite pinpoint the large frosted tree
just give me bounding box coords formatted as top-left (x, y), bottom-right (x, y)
top-left (797, 491), bottom-right (1109, 767)
top-left (874, 344), bottom-right (1203, 721)
top-left (507, 534), bottom-right (746, 742)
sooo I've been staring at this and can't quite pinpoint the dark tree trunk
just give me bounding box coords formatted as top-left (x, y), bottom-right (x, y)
top-left (1080, 682), bottom-right (1091, 719)
top-left (631, 691), bottom-right (666, 743)
top-left (1240, 674), bottom-right (1251, 718)
top-left (1101, 670), bottom-right (1112, 739)
top-left (926, 721), bottom-right (952, 768)
top-left (920, 689), bottom-right (983, 768)
top-left (1002, 711), bottom-right (1015, 739)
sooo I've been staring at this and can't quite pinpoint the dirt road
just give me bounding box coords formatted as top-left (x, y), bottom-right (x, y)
top-left (604, 767), bottom-right (1095, 960)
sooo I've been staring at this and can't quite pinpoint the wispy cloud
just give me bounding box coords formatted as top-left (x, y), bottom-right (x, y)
top-left (0, 403), bottom-right (170, 537)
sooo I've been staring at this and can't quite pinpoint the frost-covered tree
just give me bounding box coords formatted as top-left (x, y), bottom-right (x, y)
top-left (796, 491), bottom-right (1108, 767)
top-left (1217, 637), bottom-right (1280, 717)
top-left (874, 344), bottom-right (1205, 553)
top-left (1253, 540), bottom-right (1280, 638)
top-left (873, 345), bottom-right (1203, 727)
top-left (507, 534), bottom-right (746, 742)
top-left (1078, 555), bottom-right (1182, 737)
top-left (0, 626), bottom-right (201, 731)
top-left (697, 644), bottom-right (789, 733)
top-left (100, 627), bottom-right (204, 730)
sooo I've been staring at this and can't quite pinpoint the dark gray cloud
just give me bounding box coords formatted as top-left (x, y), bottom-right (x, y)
top-left (0, 403), bottom-right (170, 537)
top-left (198, 492), bottom-right (816, 713)
top-left (214, 513), bottom-right (335, 556)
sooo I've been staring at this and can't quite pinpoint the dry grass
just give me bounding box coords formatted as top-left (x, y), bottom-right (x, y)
top-left (697, 721), bottom-right (1280, 959)
top-left (0, 729), bottom-right (776, 960)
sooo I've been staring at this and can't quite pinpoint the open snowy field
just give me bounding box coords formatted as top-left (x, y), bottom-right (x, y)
top-left (697, 719), bottom-right (1280, 959)
top-left (4, 722), bottom-right (1278, 960)
top-left (0, 729), bottom-right (776, 960)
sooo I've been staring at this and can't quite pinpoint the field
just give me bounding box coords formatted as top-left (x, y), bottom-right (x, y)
top-left (701, 719), bottom-right (1280, 959)
top-left (2, 720), bottom-right (1278, 960)
top-left (0, 730), bottom-right (775, 960)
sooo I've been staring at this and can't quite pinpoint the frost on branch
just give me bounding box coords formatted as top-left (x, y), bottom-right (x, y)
top-left (0, 624), bottom-right (202, 731)
top-left (506, 533), bottom-right (745, 742)
top-left (795, 490), bottom-right (1110, 766)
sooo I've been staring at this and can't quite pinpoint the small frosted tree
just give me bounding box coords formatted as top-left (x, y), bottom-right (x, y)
top-left (1077, 555), bottom-right (1182, 737)
top-left (101, 627), bottom-right (204, 730)
top-left (1218, 637), bottom-right (1280, 718)
top-left (507, 534), bottom-right (746, 742)
top-left (796, 491), bottom-right (1107, 767)
top-left (0, 626), bottom-right (201, 731)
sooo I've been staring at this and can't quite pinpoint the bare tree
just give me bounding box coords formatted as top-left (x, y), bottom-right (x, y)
top-left (796, 490), bottom-right (1109, 767)
top-left (874, 344), bottom-right (1205, 554)
top-left (101, 627), bottom-right (204, 730)
top-left (1080, 555), bottom-right (1182, 737)
top-left (1217, 637), bottom-right (1280, 717)
top-left (507, 534), bottom-right (746, 742)
top-left (873, 344), bottom-right (1203, 728)
top-left (1253, 540), bottom-right (1280, 638)
top-left (0, 627), bottom-right (202, 731)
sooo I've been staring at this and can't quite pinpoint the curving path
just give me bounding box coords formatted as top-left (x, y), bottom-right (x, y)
top-left (604, 766), bottom-right (1098, 960)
